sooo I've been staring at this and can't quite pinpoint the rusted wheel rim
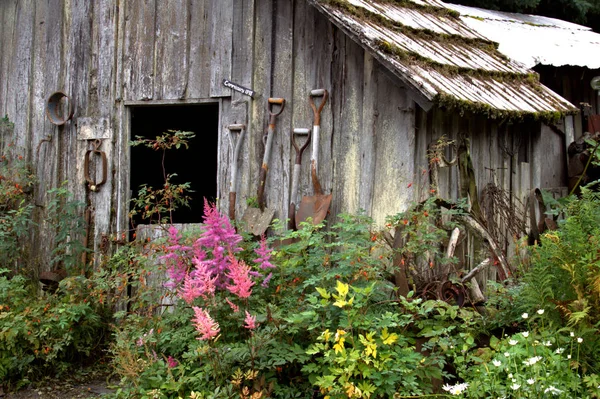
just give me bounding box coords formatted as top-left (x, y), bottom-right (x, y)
top-left (46, 91), bottom-right (74, 126)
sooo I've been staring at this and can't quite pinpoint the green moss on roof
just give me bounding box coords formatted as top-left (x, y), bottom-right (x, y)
top-left (434, 93), bottom-right (576, 124)
top-left (374, 38), bottom-right (529, 82)
top-left (322, 0), bottom-right (499, 53)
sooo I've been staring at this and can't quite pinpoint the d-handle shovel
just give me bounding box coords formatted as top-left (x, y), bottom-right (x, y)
top-left (287, 128), bottom-right (311, 230)
top-left (242, 98), bottom-right (286, 235)
top-left (297, 89), bottom-right (332, 226)
top-left (227, 124), bottom-right (245, 221)
top-left (257, 98), bottom-right (286, 211)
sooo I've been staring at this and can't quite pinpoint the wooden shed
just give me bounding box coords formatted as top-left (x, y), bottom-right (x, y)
top-left (0, 0), bottom-right (597, 273)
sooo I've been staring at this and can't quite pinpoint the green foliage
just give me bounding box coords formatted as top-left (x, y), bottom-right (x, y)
top-left (303, 280), bottom-right (479, 398)
top-left (0, 143), bottom-right (35, 271)
top-left (516, 187), bottom-right (600, 372)
top-left (457, 311), bottom-right (598, 398)
top-left (0, 269), bottom-right (110, 388)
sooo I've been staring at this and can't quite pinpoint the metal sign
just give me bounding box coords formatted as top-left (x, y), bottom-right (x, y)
top-left (223, 79), bottom-right (255, 98)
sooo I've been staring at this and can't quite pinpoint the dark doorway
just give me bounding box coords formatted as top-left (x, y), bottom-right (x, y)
top-left (130, 103), bottom-right (219, 225)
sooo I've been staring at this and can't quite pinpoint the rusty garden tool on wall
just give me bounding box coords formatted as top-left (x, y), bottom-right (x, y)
top-left (227, 124), bottom-right (246, 221)
top-left (296, 89), bottom-right (331, 226)
top-left (242, 98), bottom-right (286, 235)
top-left (84, 139), bottom-right (107, 192)
top-left (288, 128), bottom-right (311, 230)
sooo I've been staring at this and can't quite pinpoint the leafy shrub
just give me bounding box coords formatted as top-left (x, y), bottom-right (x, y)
top-left (0, 270), bottom-right (110, 388)
top-left (516, 186), bottom-right (600, 372)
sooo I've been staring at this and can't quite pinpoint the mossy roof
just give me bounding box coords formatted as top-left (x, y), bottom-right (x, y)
top-left (310, 0), bottom-right (579, 122)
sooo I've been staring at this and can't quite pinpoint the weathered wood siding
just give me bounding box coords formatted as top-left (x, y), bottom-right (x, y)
top-left (0, 0), bottom-right (568, 273)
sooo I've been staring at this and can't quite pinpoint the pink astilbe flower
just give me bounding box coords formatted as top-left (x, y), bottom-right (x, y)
top-left (226, 256), bottom-right (255, 299)
top-left (162, 226), bottom-right (193, 289)
top-left (253, 236), bottom-right (275, 270)
top-left (166, 356), bottom-right (178, 368)
top-left (226, 298), bottom-right (240, 313)
top-left (195, 200), bottom-right (243, 287)
top-left (261, 272), bottom-right (273, 288)
top-left (244, 311), bottom-right (258, 330)
top-left (192, 307), bottom-right (220, 340)
top-left (178, 259), bottom-right (216, 303)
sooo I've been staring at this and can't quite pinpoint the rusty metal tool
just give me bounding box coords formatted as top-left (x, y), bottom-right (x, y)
top-left (227, 124), bottom-right (246, 221)
top-left (84, 139), bottom-right (107, 192)
top-left (287, 128), bottom-right (311, 230)
top-left (243, 98), bottom-right (286, 235)
top-left (296, 89), bottom-right (331, 226)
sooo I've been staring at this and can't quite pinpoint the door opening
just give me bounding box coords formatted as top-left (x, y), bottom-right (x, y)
top-left (129, 103), bottom-right (219, 226)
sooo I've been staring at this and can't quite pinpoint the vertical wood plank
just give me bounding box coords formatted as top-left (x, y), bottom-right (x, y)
top-left (123, 0), bottom-right (156, 100)
top-left (209, 0), bottom-right (233, 98)
top-left (370, 72), bottom-right (415, 226)
top-left (0, 0), bottom-right (18, 119)
top-left (359, 53), bottom-right (378, 213)
top-left (8, 0), bottom-right (36, 151)
top-left (187, 0), bottom-right (211, 99)
top-left (267, 0), bottom-right (294, 224)
top-left (330, 35), bottom-right (364, 218)
top-left (154, 0), bottom-right (189, 100)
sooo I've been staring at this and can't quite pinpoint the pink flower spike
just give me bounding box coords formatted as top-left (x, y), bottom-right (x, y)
top-left (191, 307), bottom-right (220, 340)
top-left (226, 257), bottom-right (255, 299)
top-left (166, 356), bottom-right (178, 368)
top-left (226, 298), bottom-right (240, 313)
top-left (254, 236), bottom-right (275, 270)
top-left (244, 311), bottom-right (258, 330)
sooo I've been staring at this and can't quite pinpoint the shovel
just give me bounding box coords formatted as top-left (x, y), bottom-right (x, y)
top-left (227, 124), bottom-right (245, 221)
top-left (287, 128), bottom-right (311, 230)
top-left (242, 98), bottom-right (286, 235)
top-left (296, 89), bottom-right (331, 226)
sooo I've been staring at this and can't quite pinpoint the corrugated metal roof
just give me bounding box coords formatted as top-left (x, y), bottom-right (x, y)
top-left (310, 0), bottom-right (578, 117)
top-left (445, 3), bottom-right (600, 69)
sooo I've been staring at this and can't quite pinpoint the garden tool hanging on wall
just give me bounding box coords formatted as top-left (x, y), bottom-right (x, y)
top-left (287, 128), bottom-right (311, 230)
top-left (227, 124), bottom-right (246, 221)
top-left (296, 89), bottom-right (331, 226)
top-left (242, 98), bottom-right (286, 235)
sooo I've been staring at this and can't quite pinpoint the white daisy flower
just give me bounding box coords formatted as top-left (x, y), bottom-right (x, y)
top-left (577, 337), bottom-right (583, 344)
top-left (522, 331), bottom-right (530, 338)
top-left (522, 313), bottom-right (529, 319)
top-left (492, 360), bottom-right (501, 367)
top-left (511, 383), bottom-right (521, 390)
top-left (527, 378), bottom-right (535, 385)
top-left (537, 309), bottom-right (545, 315)
top-left (509, 339), bottom-right (518, 346)
top-left (523, 356), bottom-right (543, 366)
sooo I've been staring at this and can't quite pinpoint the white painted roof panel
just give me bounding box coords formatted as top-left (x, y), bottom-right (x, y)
top-left (446, 3), bottom-right (600, 69)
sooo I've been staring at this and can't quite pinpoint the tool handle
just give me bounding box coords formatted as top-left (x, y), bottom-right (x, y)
top-left (292, 128), bottom-right (311, 164)
top-left (257, 165), bottom-right (268, 211)
top-left (309, 89), bottom-right (328, 126)
top-left (229, 191), bottom-right (237, 221)
top-left (288, 163), bottom-right (302, 230)
top-left (228, 125), bottom-right (246, 192)
top-left (268, 98), bottom-right (286, 117)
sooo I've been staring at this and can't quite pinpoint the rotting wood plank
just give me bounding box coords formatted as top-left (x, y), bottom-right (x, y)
top-left (209, 0), bottom-right (233, 98)
top-left (154, 0), bottom-right (189, 100)
top-left (123, 0), bottom-right (156, 101)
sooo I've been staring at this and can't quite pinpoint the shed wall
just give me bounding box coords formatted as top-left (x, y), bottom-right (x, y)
top-left (0, 0), bottom-right (419, 271)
